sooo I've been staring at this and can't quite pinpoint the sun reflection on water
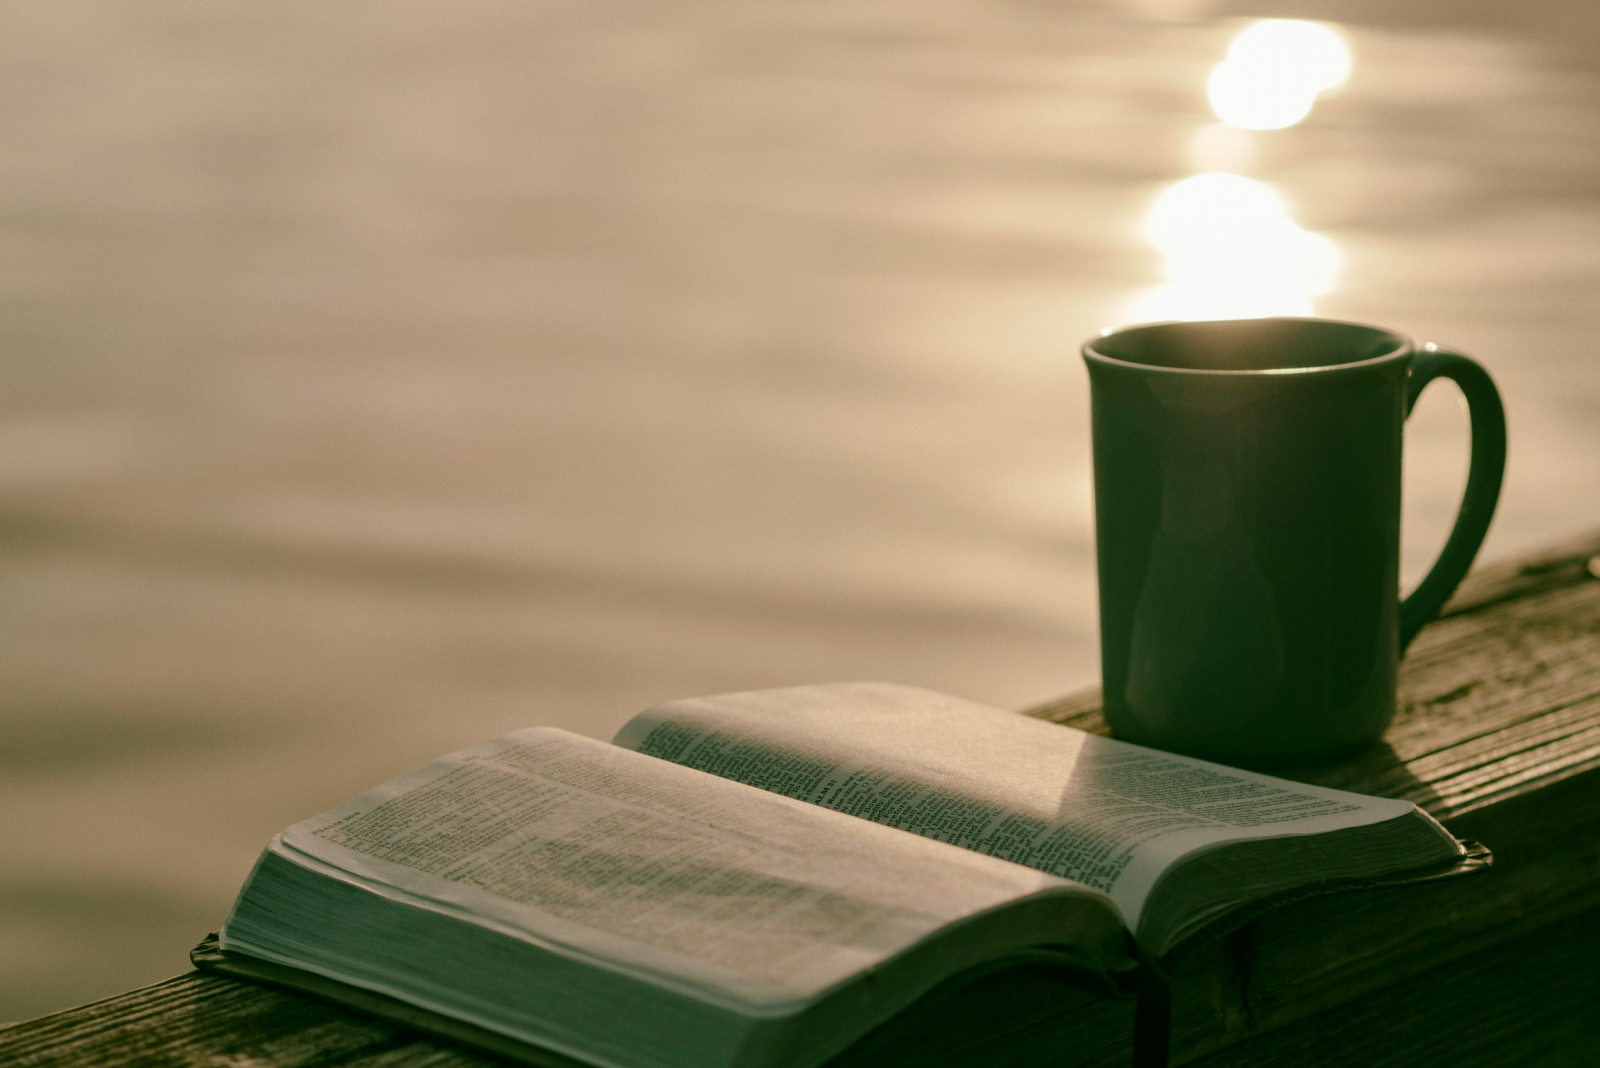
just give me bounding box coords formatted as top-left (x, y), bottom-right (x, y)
top-left (1120, 19), bottom-right (1350, 325)
top-left (1208, 20), bottom-right (1350, 131)
top-left (1125, 172), bottom-right (1342, 323)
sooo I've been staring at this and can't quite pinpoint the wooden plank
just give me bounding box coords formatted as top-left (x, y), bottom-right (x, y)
top-left (0, 971), bottom-right (434, 1068)
top-left (1182, 904), bottom-right (1600, 1068)
top-left (1201, 767), bottom-right (1600, 1063)
top-left (5, 529), bottom-right (1599, 1067)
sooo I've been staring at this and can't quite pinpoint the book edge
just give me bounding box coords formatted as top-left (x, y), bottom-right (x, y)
top-left (191, 934), bottom-right (601, 1068)
top-left (192, 932), bottom-right (1143, 1068)
top-left (1157, 838), bottom-right (1492, 963)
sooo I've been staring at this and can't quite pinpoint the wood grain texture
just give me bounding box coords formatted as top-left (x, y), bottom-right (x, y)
top-left (0, 970), bottom-right (490, 1068)
top-left (5, 529), bottom-right (1599, 1067)
top-left (1182, 904), bottom-right (1600, 1068)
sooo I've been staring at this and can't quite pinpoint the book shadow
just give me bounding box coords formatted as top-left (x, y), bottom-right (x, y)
top-left (823, 957), bottom-right (1128, 1068)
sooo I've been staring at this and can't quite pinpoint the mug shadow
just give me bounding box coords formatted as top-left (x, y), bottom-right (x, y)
top-left (1023, 692), bottom-right (1446, 815)
top-left (1269, 740), bottom-right (1445, 815)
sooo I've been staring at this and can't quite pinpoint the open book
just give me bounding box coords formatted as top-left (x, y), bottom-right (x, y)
top-left (207, 683), bottom-right (1478, 1068)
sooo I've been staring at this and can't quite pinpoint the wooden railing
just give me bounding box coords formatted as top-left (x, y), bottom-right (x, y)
top-left (5, 529), bottom-right (1599, 1067)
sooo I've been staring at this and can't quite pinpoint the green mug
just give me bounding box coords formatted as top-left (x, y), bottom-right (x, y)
top-left (1082, 318), bottom-right (1506, 768)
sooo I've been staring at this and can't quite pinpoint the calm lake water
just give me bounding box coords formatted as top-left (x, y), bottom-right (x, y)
top-left (1, 0), bottom-right (1597, 1021)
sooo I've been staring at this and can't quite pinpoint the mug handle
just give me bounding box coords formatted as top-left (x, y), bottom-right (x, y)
top-left (1397, 345), bottom-right (1508, 652)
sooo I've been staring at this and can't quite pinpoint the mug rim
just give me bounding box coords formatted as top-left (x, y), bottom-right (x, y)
top-left (1082, 316), bottom-right (1415, 377)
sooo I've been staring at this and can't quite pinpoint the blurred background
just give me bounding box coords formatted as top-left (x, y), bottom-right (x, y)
top-left (1, 0), bottom-right (1597, 1022)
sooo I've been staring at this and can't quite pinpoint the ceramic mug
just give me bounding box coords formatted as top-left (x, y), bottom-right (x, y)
top-left (1082, 317), bottom-right (1506, 768)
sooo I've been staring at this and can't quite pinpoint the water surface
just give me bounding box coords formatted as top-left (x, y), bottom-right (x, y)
top-left (0, 0), bottom-right (1596, 1020)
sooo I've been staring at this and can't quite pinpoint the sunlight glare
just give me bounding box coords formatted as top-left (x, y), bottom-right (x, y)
top-left (1207, 20), bottom-right (1351, 131)
top-left (1123, 172), bottom-right (1342, 323)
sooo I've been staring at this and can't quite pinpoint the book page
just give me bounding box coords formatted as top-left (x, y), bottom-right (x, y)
top-left (613, 683), bottom-right (1457, 930)
top-left (273, 728), bottom-right (1121, 1010)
